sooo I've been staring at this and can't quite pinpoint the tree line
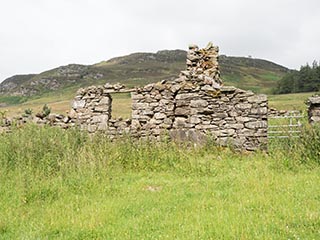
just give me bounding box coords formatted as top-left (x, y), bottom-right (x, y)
top-left (274, 61), bottom-right (320, 94)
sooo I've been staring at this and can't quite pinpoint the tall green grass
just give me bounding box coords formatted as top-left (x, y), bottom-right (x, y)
top-left (269, 124), bottom-right (320, 166)
top-left (0, 125), bottom-right (320, 239)
top-left (0, 125), bottom-right (218, 177)
top-left (1, 124), bottom-right (319, 175)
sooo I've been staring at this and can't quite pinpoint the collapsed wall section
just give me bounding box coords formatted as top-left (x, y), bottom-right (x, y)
top-left (172, 86), bottom-right (267, 150)
top-left (67, 42), bottom-right (268, 151)
top-left (131, 83), bottom-right (268, 151)
top-left (130, 42), bottom-right (268, 150)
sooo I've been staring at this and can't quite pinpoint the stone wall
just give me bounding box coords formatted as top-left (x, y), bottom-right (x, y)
top-left (65, 43), bottom-right (268, 151)
top-left (131, 83), bottom-right (267, 150)
top-left (174, 87), bottom-right (268, 150)
top-left (130, 43), bottom-right (267, 150)
top-left (1, 43), bottom-right (269, 151)
top-left (70, 83), bottom-right (133, 133)
top-left (307, 96), bottom-right (320, 124)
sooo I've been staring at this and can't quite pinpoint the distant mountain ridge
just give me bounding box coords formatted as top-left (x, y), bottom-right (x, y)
top-left (0, 50), bottom-right (289, 98)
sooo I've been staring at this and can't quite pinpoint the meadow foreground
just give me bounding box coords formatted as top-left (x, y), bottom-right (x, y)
top-left (0, 125), bottom-right (320, 239)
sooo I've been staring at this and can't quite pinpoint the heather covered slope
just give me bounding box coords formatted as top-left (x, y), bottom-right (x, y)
top-left (0, 50), bottom-right (288, 100)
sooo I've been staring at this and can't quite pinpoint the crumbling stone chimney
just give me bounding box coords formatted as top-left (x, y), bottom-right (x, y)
top-left (178, 42), bottom-right (222, 89)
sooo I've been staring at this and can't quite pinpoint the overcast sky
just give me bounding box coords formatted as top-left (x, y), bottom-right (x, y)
top-left (1, 0), bottom-right (320, 82)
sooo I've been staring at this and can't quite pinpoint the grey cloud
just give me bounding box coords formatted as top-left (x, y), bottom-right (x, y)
top-left (0, 0), bottom-right (320, 82)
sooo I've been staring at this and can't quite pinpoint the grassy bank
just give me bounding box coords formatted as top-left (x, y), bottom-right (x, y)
top-left (1, 125), bottom-right (320, 239)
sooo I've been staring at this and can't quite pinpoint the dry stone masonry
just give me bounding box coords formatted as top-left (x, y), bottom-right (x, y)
top-left (180, 42), bottom-right (222, 88)
top-left (307, 96), bottom-right (320, 124)
top-left (70, 83), bottom-right (133, 134)
top-left (66, 42), bottom-right (268, 151)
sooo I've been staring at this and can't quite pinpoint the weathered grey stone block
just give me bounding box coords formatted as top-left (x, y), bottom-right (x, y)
top-left (245, 121), bottom-right (267, 129)
top-left (94, 106), bottom-right (107, 112)
top-left (190, 116), bottom-right (201, 124)
top-left (176, 93), bottom-right (196, 100)
top-left (247, 94), bottom-right (267, 103)
top-left (175, 107), bottom-right (190, 116)
top-left (142, 110), bottom-right (154, 116)
top-left (92, 115), bottom-right (109, 124)
top-left (100, 96), bottom-right (111, 105)
top-left (72, 100), bottom-right (86, 109)
top-left (311, 116), bottom-right (320, 122)
top-left (236, 103), bottom-right (252, 110)
top-left (250, 107), bottom-right (268, 115)
top-left (154, 112), bottom-right (166, 120)
top-left (235, 116), bottom-right (252, 123)
top-left (224, 123), bottom-right (244, 129)
top-left (190, 100), bottom-right (208, 108)
top-left (173, 117), bottom-right (187, 128)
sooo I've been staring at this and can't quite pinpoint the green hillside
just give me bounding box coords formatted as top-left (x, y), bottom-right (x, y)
top-left (219, 55), bottom-right (288, 93)
top-left (0, 50), bottom-right (289, 106)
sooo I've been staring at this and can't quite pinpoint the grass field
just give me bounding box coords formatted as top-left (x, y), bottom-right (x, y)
top-left (0, 125), bottom-right (320, 239)
top-left (268, 92), bottom-right (317, 112)
top-left (0, 91), bottom-right (132, 119)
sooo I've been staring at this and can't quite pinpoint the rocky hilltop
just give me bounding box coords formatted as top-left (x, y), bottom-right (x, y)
top-left (0, 50), bottom-right (288, 97)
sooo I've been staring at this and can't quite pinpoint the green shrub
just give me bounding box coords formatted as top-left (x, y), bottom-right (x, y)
top-left (24, 108), bottom-right (33, 116)
top-left (42, 104), bottom-right (51, 117)
top-left (0, 110), bottom-right (7, 119)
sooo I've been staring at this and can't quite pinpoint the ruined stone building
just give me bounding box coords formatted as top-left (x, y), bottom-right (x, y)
top-left (69, 43), bottom-right (268, 151)
top-left (307, 96), bottom-right (320, 124)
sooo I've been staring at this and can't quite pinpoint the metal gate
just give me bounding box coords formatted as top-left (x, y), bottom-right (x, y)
top-left (268, 111), bottom-right (304, 139)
